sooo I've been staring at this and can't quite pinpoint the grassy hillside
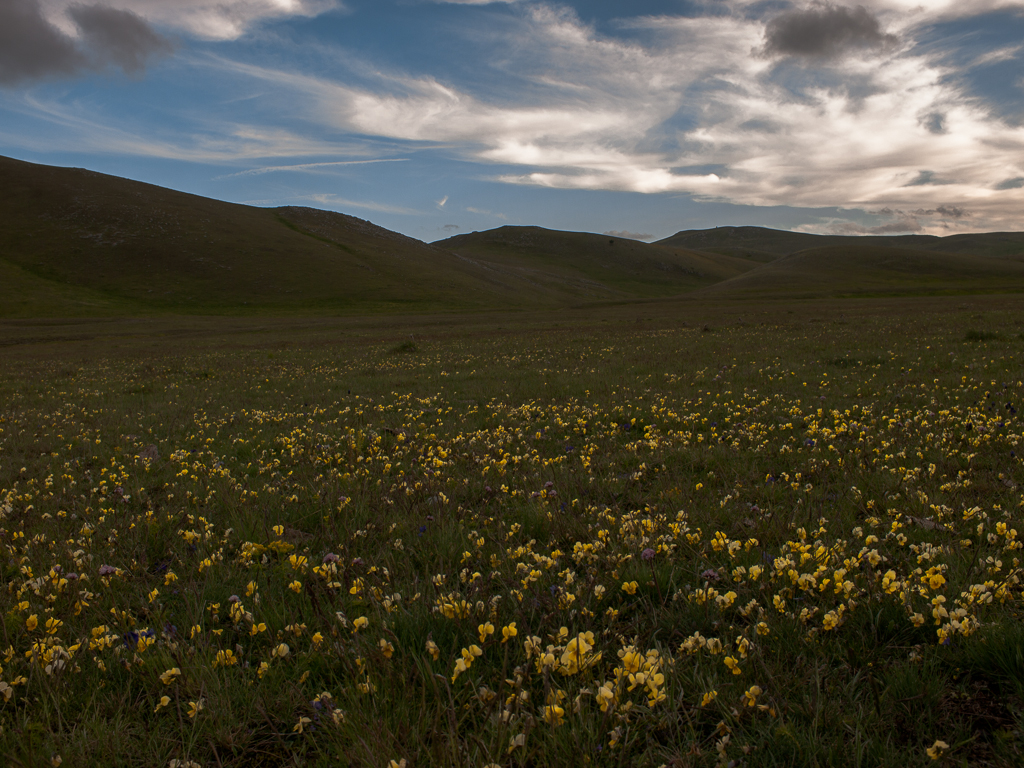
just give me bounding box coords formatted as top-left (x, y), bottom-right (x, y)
top-left (0, 156), bottom-right (551, 316)
top-left (699, 244), bottom-right (1024, 298)
top-left (658, 226), bottom-right (1024, 262)
top-left (435, 226), bottom-right (755, 298)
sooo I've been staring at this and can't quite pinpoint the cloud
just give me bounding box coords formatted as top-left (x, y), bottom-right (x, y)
top-left (969, 44), bottom-right (1024, 69)
top-left (69, 5), bottom-right (174, 74)
top-left (442, 223), bottom-right (460, 231)
top-left (761, 3), bottom-right (899, 60)
top-left (0, 1), bottom-right (173, 85)
top-left (903, 170), bottom-right (957, 187)
top-left (216, 158), bottom-right (408, 178)
top-left (920, 112), bottom-right (945, 134)
top-left (916, 205), bottom-right (969, 218)
top-left (0, 0), bottom-right (84, 85)
top-left (123, 0), bottom-right (341, 40)
top-left (604, 230), bottom-right (653, 240)
top-left (822, 203), bottom-right (971, 234)
top-left (200, 5), bottom-right (1024, 233)
top-left (305, 193), bottom-right (420, 215)
top-left (466, 207), bottom-right (507, 219)
top-left (23, 2), bottom-right (341, 49)
top-left (995, 177), bottom-right (1024, 190)
top-left (436, 195), bottom-right (449, 208)
top-left (14, 0), bottom-right (1024, 235)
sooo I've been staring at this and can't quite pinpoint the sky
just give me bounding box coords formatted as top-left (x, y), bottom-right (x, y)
top-left (2, 1), bottom-right (1024, 243)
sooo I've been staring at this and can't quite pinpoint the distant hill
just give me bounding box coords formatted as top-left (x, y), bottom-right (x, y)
top-left (698, 244), bottom-right (1024, 299)
top-left (657, 226), bottom-right (1024, 262)
top-left (435, 226), bottom-right (754, 299)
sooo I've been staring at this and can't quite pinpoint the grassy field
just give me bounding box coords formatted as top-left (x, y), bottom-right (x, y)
top-left (1, 296), bottom-right (1023, 767)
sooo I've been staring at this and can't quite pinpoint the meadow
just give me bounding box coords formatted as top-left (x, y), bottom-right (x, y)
top-left (0, 298), bottom-right (1022, 767)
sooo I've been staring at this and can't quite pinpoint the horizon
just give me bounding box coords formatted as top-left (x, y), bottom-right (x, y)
top-left (2, 1), bottom-right (1023, 242)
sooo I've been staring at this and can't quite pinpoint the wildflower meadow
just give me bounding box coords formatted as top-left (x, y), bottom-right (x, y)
top-left (1, 303), bottom-right (1022, 767)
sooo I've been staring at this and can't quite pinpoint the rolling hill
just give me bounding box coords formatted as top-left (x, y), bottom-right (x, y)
top-left (0, 155), bottom-right (553, 316)
top-left (4, 154), bottom-right (1024, 316)
top-left (657, 225), bottom-right (1024, 262)
top-left (434, 226), bottom-right (754, 299)
top-left (697, 244), bottom-right (1024, 299)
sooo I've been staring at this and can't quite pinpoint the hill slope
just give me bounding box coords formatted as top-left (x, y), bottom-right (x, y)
top-left (435, 226), bottom-right (755, 299)
top-left (657, 226), bottom-right (1024, 262)
top-left (0, 156), bottom-right (555, 315)
top-left (699, 244), bottom-right (1024, 299)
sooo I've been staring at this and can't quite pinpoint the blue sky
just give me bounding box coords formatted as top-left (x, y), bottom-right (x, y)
top-left (2, 1), bottom-right (1023, 242)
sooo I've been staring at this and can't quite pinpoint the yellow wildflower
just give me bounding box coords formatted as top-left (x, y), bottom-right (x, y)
top-left (926, 740), bottom-right (949, 760)
top-left (543, 704), bottom-right (565, 726)
top-left (478, 622), bottom-right (495, 643)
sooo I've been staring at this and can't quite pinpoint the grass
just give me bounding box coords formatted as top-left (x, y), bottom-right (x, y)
top-left (0, 296), bottom-right (1022, 767)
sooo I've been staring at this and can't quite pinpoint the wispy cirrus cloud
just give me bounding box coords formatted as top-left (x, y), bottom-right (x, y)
top-left (44, 0), bottom-right (343, 41)
top-left (305, 192), bottom-right (420, 215)
top-left (215, 158), bottom-right (408, 178)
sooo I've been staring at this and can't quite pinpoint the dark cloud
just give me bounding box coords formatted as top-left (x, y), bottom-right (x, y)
top-left (70, 4), bottom-right (174, 75)
top-left (827, 217), bottom-right (923, 235)
top-left (0, 0), bottom-right (85, 85)
top-left (0, 1), bottom-right (172, 86)
top-left (921, 112), bottom-right (946, 135)
top-left (868, 218), bottom-right (924, 234)
top-left (604, 230), bottom-right (653, 240)
top-left (442, 224), bottom-right (461, 231)
top-left (916, 205), bottom-right (970, 219)
top-left (762, 3), bottom-right (898, 60)
top-left (832, 205), bottom-right (971, 235)
top-left (738, 118), bottom-right (782, 134)
top-left (903, 170), bottom-right (957, 187)
top-left (995, 177), bottom-right (1024, 190)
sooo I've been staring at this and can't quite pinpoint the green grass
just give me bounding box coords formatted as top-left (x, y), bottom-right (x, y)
top-left (0, 296), bottom-right (1022, 766)
top-left (700, 245), bottom-right (1024, 300)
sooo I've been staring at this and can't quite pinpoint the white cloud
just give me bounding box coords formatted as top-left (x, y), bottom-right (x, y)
top-left (305, 193), bottom-right (420, 215)
top-left (215, 158), bottom-right (408, 178)
top-left (207, 4), bottom-right (1024, 232)
top-left (41, 0), bottom-right (341, 40)
top-left (466, 206), bottom-right (507, 219)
